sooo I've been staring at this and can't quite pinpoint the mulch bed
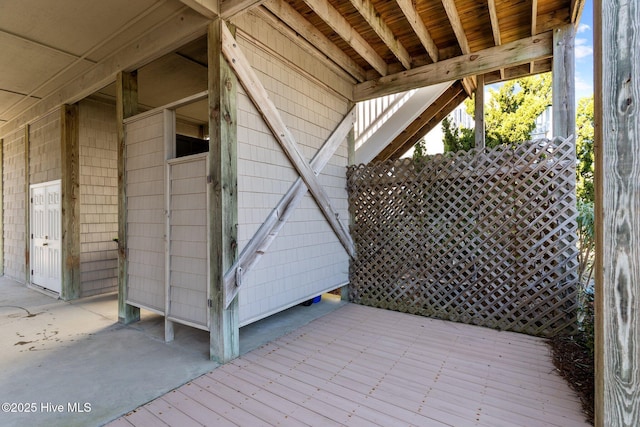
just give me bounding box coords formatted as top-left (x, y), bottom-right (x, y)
top-left (549, 333), bottom-right (595, 425)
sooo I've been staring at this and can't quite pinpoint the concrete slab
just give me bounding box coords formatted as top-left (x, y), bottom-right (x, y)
top-left (0, 277), bottom-right (345, 427)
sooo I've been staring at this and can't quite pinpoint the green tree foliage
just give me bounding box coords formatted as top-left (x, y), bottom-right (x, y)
top-left (439, 73), bottom-right (553, 153)
top-left (412, 137), bottom-right (427, 162)
top-left (484, 73), bottom-right (552, 147)
top-left (442, 116), bottom-right (474, 153)
top-left (576, 96), bottom-right (594, 203)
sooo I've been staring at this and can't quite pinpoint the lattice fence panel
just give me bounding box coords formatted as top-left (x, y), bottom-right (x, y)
top-left (347, 138), bottom-right (579, 337)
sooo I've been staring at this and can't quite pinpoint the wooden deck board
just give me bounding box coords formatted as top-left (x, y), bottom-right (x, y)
top-left (107, 304), bottom-right (590, 427)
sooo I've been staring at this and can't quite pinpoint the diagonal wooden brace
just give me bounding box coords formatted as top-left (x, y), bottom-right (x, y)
top-left (223, 107), bottom-right (356, 308)
top-left (221, 22), bottom-right (355, 307)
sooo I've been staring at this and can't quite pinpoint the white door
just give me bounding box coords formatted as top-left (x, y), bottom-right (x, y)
top-left (31, 181), bottom-right (62, 293)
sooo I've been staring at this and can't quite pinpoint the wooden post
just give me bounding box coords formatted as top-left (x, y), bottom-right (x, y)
top-left (552, 24), bottom-right (576, 138)
top-left (24, 125), bottom-right (30, 285)
top-left (60, 104), bottom-right (80, 300)
top-left (474, 75), bottom-right (485, 149)
top-left (208, 18), bottom-right (239, 363)
top-left (594, 1), bottom-right (640, 425)
top-left (117, 71), bottom-right (140, 324)
top-left (0, 138), bottom-right (4, 277)
top-left (343, 109), bottom-right (355, 302)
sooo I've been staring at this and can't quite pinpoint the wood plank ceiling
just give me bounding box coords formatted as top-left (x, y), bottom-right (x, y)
top-left (264, 0), bottom-right (581, 91)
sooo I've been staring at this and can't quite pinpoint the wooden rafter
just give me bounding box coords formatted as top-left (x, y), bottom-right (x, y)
top-left (374, 81), bottom-right (466, 161)
top-left (441, 0), bottom-right (470, 54)
top-left (531, 0), bottom-right (539, 35)
top-left (395, 0), bottom-right (438, 63)
top-left (570, 0), bottom-right (586, 25)
top-left (487, 0), bottom-right (501, 46)
top-left (303, 0), bottom-right (388, 76)
top-left (486, 0), bottom-right (504, 79)
top-left (220, 22), bottom-right (354, 260)
top-left (261, 1), bottom-right (366, 82)
top-left (354, 31), bottom-right (553, 101)
top-left (348, 0), bottom-right (411, 69)
top-left (440, 0), bottom-right (476, 95)
top-left (530, 0), bottom-right (539, 72)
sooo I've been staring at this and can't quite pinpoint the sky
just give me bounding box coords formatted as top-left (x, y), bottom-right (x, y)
top-left (575, 0), bottom-right (594, 101)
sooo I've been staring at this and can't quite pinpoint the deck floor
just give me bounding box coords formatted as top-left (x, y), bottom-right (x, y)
top-left (106, 304), bottom-right (590, 427)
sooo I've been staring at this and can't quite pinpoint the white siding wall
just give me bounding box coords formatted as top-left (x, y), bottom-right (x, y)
top-left (29, 111), bottom-right (61, 185)
top-left (125, 111), bottom-right (167, 313)
top-left (234, 12), bottom-right (351, 325)
top-left (2, 129), bottom-right (26, 281)
top-left (168, 155), bottom-right (208, 327)
top-left (79, 99), bottom-right (119, 297)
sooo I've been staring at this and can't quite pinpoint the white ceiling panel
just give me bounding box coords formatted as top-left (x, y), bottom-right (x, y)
top-left (0, 0), bottom-right (164, 59)
top-left (0, 31), bottom-right (88, 95)
top-left (0, 90), bottom-right (39, 123)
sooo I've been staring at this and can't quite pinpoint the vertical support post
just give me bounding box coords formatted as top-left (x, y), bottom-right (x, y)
top-left (343, 106), bottom-right (355, 302)
top-left (117, 71), bottom-right (140, 324)
top-left (24, 125), bottom-right (30, 285)
top-left (164, 109), bottom-right (176, 342)
top-left (0, 138), bottom-right (4, 276)
top-left (474, 74), bottom-right (485, 150)
top-left (552, 24), bottom-right (576, 139)
top-left (594, 1), bottom-right (640, 425)
top-left (60, 104), bottom-right (80, 300)
top-left (208, 18), bottom-right (239, 363)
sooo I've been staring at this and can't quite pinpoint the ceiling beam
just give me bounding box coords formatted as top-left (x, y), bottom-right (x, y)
top-left (570, 0), bottom-right (586, 25)
top-left (395, 0), bottom-right (438, 62)
top-left (354, 30), bottom-right (553, 102)
top-left (487, 0), bottom-right (501, 46)
top-left (374, 81), bottom-right (466, 161)
top-left (179, 0), bottom-right (267, 19)
top-left (440, 0), bottom-right (476, 96)
top-left (0, 8), bottom-right (210, 138)
top-left (261, 1), bottom-right (366, 82)
top-left (348, 0), bottom-right (411, 69)
top-left (441, 0), bottom-right (470, 54)
top-left (303, 0), bottom-right (388, 76)
top-left (531, 0), bottom-right (539, 35)
top-left (486, 0), bottom-right (504, 79)
top-left (179, 0), bottom-right (219, 18)
top-left (530, 0), bottom-right (538, 72)
top-left (221, 0), bottom-right (268, 19)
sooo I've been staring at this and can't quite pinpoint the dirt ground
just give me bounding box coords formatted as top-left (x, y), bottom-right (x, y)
top-left (549, 334), bottom-right (594, 425)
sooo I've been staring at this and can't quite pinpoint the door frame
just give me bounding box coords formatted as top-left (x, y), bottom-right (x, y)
top-left (29, 179), bottom-right (62, 295)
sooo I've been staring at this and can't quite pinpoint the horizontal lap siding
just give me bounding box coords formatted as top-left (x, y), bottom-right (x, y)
top-left (125, 112), bottom-right (166, 313)
top-left (79, 100), bottom-right (118, 296)
top-left (168, 156), bottom-right (207, 327)
top-left (234, 12), bottom-right (351, 325)
top-left (2, 130), bottom-right (25, 281)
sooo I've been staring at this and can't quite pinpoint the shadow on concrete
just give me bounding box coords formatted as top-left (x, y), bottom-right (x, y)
top-left (0, 278), bottom-right (345, 427)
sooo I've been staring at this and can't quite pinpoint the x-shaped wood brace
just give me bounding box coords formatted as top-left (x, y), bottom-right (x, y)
top-left (221, 23), bottom-right (355, 307)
